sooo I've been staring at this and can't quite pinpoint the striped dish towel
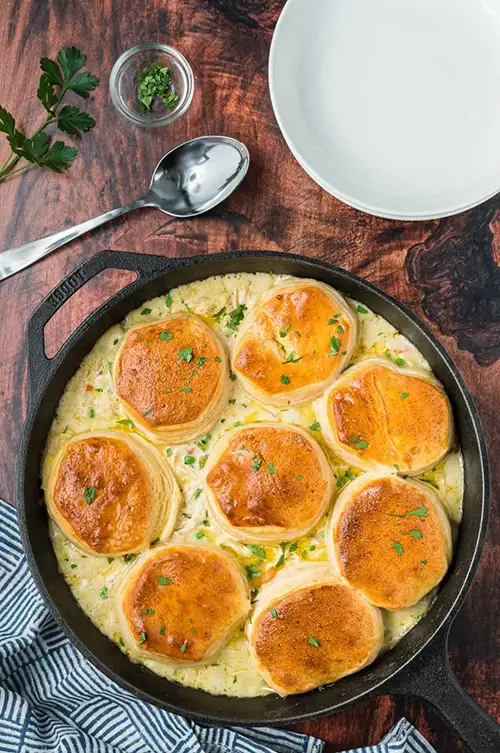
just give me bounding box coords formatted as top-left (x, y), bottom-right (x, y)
top-left (0, 499), bottom-right (437, 753)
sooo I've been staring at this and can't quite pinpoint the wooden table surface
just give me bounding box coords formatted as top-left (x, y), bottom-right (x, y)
top-left (1, 1), bottom-right (499, 750)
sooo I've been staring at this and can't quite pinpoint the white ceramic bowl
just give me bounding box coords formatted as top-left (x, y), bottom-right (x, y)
top-left (269, 0), bottom-right (500, 220)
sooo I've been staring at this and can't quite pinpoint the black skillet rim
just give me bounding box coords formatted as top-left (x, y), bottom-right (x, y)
top-left (16, 250), bottom-right (489, 726)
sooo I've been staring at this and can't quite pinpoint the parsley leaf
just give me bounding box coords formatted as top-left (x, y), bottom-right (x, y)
top-left (356, 304), bottom-right (369, 314)
top-left (283, 351), bottom-right (302, 364)
top-left (392, 541), bottom-right (404, 556)
top-left (389, 506), bottom-right (429, 519)
top-left (279, 323), bottom-right (291, 337)
top-left (57, 46), bottom-right (86, 82)
top-left (33, 140), bottom-right (78, 173)
top-left (57, 105), bottom-right (96, 135)
top-left (226, 304), bottom-right (247, 331)
top-left (401, 392), bottom-right (409, 400)
top-left (178, 347), bottom-right (194, 363)
top-left (328, 336), bottom-right (341, 356)
top-left (309, 421), bottom-right (321, 431)
top-left (280, 375), bottom-right (290, 384)
top-left (267, 462), bottom-right (277, 474)
top-left (308, 636), bottom-right (321, 648)
top-left (355, 440), bottom-right (369, 450)
top-left (409, 529), bottom-right (423, 539)
top-left (251, 456), bottom-right (262, 472)
top-left (270, 608), bottom-right (279, 619)
top-left (99, 587), bottom-right (109, 599)
top-left (248, 545), bottom-right (266, 558)
top-left (245, 564), bottom-right (262, 579)
top-left (165, 292), bottom-right (173, 308)
top-left (158, 575), bottom-right (173, 585)
top-left (160, 330), bottom-right (173, 341)
top-left (83, 485), bottom-right (96, 505)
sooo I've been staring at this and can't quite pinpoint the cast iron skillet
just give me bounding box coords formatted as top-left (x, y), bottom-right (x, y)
top-left (17, 250), bottom-right (499, 751)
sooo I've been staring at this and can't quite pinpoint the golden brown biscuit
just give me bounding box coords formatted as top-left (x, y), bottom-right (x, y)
top-left (327, 473), bottom-right (452, 610)
top-left (318, 358), bottom-right (453, 474)
top-left (248, 564), bottom-right (383, 695)
top-left (115, 544), bottom-right (250, 665)
top-left (114, 314), bottom-right (230, 443)
top-left (204, 423), bottom-right (333, 543)
top-left (46, 431), bottom-right (180, 556)
top-left (232, 281), bottom-right (358, 406)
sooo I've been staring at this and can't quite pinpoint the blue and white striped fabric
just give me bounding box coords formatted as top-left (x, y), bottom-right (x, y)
top-left (0, 499), bottom-right (437, 753)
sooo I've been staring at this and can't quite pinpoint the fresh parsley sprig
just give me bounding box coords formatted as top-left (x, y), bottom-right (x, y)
top-left (0, 46), bottom-right (99, 183)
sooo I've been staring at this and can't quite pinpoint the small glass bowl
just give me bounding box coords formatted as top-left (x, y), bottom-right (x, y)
top-left (109, 43), bottom-right (194, 128)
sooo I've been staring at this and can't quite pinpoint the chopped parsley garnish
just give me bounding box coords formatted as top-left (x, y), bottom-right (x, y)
top-left (158, 576), bottom-right (173, 585)
top-left (347, 435), bottom-right (360, 443)
top-left (194, 531), bottom-right (205, 540)
top-left (151, 538), bottom-right (160, 545)
top-left (160, 625), bottom-right (166, 635)
top-left (355, 440), bottom-right (369, 450)
top-left (395, 357), bottom-right (406, 367)
top-left (283, 351), bottom-right (302, 364)
top-left (337, 325), bottom-right (344, 334)
top-left (84, 485), bottom-right (96, 505)
top-left (100, 587), bottom-right (109, 599)
top-left (267, 462), bottom-right (277, 474)
top-left (124, 553), bottom-right (136, 564)
top-left (180, 640), bottom-right (188, 654)
top-left (308, 636), bottom-right (321, 648)
top-left (165, 292), bottom-right (172, 308)
top-left (199, 455), bottom-right (208, 469)
top-left (409, 529), bottom-right (423, 539)
top-left (113, 338), bottom-right (119, 346)
top-left (401, 392), bottom-right (409, 399)
top-left (229, 398), bottom-right (236, 405)
top-left (88, 408), bottom-right (95, 419)
top-left (309, 545), bottom-right (316, 551)
top-left (194, 488), bottom-right (202, 499)
top-left (245, 564), bottom-right (262, 579)
top-left (226, 304), bottom-right (247, 331)
top-left (296, 475), bottom-right (303, 480)
top-left (139, 632), bottom-right (146, 644)
top-left (196, 356), bottom-right (207, 366)
top-left (165, 447), bottom-right (172, 457)
top-left (309, 421), bottom-right (321, 431)
top-left (159, 330), bottom-right (173, 341)
top-left (230, 373), bottom-right (237, 381)
top-left (215, 356), bottom-right (222, 363)
top-left (143, 407), bottom-right (153, 417)
top-left (141, 308), bottom-right (152, 316)
top-left (390, 506), bottom-right (429, 519)
top-left (251, 588), bottom-right (259, 602)
top-left (178, 347), bottom-right (194, 363)
top-left (336, 470), bottom-right (356, 489)
top-left (247, 545), bottom-right (266, 558)
top-left (233, 421), bottom-right (243, 427)
top-left (328, 336), bottom-right (341, 356)
top-left (279, 323), bottom-right (291, 338)
top-left (181, 386), bottom-right (192, 393)
top-left (280, 375), bottom-right (290, 384)
top-left (275, 552), bottom-right (285, 568)
top-left (70, 563), bottom-right (77, 569)
top-left (184, 455), bottom-right (195, 466)
top-left (137, 62), bottom-right (179, 111)
top-left (393, 464), bottom-right (400, 471)
top-left (420, 559), bottom-right (428, 566)
top-left (252, 456), bottom-right (262, 472)
top-left (197, 432), bottom-right (212, 449)
top-left (288, 541), bottom-right (298, 552)
top-left (392, 541), bottom-right (404, 557)
top-left (233, 675), bottom-right (238, 683)
top-left (270, 608), bottom-right (279, 619)
top-left (141, 608), bottom-right (155, 615)
top-left (213, 307), bottom-right (226, 323)
top-left (356, 304), bottom-right (368, 314)
top-left (116, 418), bottom-right (134, 430)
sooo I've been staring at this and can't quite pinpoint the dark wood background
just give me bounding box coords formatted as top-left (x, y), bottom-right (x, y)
top-left (0, 1), bottom-right (499, 750)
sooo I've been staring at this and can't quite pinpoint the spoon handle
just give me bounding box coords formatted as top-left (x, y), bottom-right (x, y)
top-left (0, 196), bottom-right (152, 281)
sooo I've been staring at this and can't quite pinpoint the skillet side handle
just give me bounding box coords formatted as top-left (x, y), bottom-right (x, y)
top-left (387, 625), bottom-right (500, 753)
top-left (26, 250), bottom-right (182, 405)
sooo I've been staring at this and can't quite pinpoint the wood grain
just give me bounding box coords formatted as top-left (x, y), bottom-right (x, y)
top-left (0, 1), bottom-right (498, 750)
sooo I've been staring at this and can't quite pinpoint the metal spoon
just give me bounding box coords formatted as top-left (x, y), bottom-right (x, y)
top-left (0, 135), bottom-right (250, 281)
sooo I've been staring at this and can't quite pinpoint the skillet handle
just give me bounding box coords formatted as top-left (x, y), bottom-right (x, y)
top-left (387, 624), bottom-right (500, 752)
top-left (26, 250), bottom-right (183, 404)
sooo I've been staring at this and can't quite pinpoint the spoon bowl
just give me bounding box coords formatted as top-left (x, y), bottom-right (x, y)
top-left (0, 135), bottom-right (250, 281)
top-left (149, 136), bottom-right (249, 217)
